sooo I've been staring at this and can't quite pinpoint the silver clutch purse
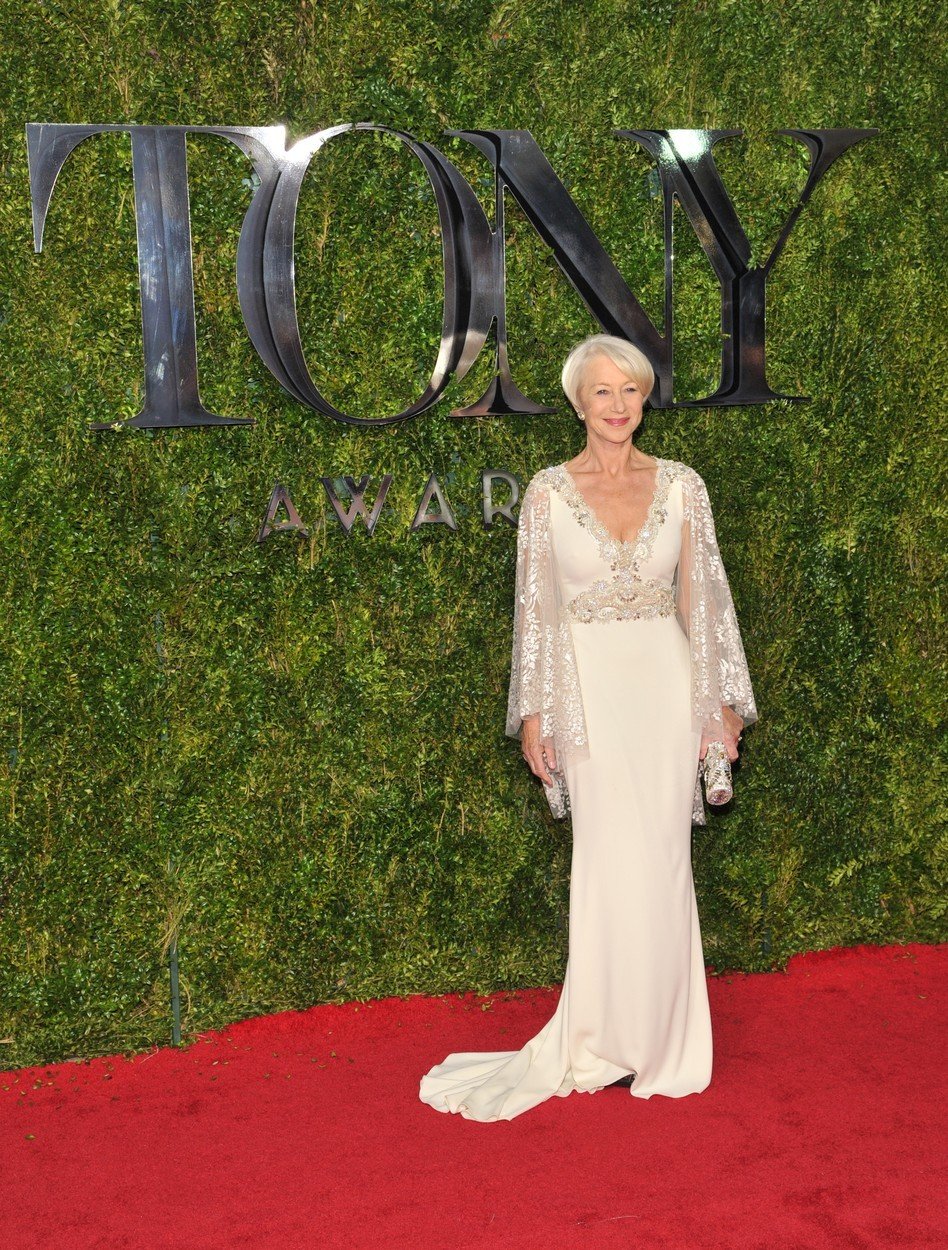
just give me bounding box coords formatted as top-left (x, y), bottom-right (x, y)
top-left (701, 741), bottom-right (733, 805)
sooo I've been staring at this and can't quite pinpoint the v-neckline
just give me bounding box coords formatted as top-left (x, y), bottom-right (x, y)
top-left (558, 458), bottom-right (667, 551)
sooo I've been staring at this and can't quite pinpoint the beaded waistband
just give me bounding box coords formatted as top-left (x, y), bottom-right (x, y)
top-left (565, 578), bottom-right (677, 624)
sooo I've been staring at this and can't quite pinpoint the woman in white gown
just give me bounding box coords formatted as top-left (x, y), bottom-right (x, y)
top-left (419, 334), bottom-right (758, 1122)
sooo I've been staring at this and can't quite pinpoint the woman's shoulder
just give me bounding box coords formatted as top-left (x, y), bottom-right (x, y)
top-left (660, 458), bottom-right (706, 490)
top-left (521, 464), bottom-right (564, 498)
top-left (530, 463), bottom-right (564, 484)
top-left (660, 456), bottom-right (697, 477)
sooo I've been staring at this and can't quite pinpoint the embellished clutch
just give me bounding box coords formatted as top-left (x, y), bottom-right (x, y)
top-left (701, 741), bottom-right (733, 806)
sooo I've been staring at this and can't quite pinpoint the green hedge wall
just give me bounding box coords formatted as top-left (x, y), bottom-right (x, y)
top-left (1, 0), bottom-right (944, 1066)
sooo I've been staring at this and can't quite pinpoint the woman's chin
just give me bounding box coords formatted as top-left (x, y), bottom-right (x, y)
top-left (592, 425), bottom-right (637, 442)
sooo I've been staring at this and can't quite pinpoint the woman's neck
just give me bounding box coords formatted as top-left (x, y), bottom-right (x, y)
top-left (574, 437), bottom-right (655, 477)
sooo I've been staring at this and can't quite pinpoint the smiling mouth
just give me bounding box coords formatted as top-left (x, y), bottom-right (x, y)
top-left (604, 418), bottom-right (630, 425)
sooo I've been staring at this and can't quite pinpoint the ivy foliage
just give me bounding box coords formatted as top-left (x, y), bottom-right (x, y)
top-left (0, 0), bottom-right (944, 1065)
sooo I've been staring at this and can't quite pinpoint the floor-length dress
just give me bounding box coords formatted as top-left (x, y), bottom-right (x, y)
top-left (419, 458), bottom-right (713, 1121)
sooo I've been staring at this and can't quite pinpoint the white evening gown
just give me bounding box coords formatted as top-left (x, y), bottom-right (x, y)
top-left (419, 458), bottom-right (736, 1123)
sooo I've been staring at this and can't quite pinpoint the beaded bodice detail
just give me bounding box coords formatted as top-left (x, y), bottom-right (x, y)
top-left (545, 459), bottom-right (683, 624)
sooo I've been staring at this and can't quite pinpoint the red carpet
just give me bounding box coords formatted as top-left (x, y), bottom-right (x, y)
top-left (2, 943), bottom-right (945, 1249)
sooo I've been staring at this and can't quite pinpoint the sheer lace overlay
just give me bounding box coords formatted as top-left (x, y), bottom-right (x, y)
top-left (674, 466), bottom-right (758, 737)
top-left (506, 460), bottom-right (757, 821)
top-left (505, 475), bottom-right (591, 809)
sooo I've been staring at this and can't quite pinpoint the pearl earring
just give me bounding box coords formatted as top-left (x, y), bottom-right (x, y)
top-left (577, 410), bottom-right (586, 421)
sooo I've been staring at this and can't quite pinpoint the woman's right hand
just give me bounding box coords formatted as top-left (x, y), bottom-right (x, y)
top-left (521, 714), bottom-right (558, 785)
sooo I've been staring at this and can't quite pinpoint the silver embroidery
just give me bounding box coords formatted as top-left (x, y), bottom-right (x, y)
top-left (505, 472), bottom-right (590, 820)
top-left (676, 465), bottom-right (758, 729)
top-left (565, 577), bottom-right (677, 624)
top-left (552, 458), bottom-right (680, 625)
top-left (550, 458), bottom-right (675, 576)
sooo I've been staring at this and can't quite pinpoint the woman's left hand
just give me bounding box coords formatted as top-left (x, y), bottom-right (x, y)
top-left (700, 705), bottom-right (744, 762)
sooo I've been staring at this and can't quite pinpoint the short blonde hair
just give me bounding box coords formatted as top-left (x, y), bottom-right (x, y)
top-left (561, 334), bottom-right (655, 410)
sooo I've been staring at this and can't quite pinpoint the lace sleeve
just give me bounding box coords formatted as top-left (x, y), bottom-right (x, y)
top-left (506, 472), bottom-right (589, 817)
top-left (676, 467), bottom-right (759, 742)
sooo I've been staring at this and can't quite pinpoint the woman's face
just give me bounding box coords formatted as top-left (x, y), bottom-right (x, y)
top-left (577, 354), bottom-right (644, 444)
